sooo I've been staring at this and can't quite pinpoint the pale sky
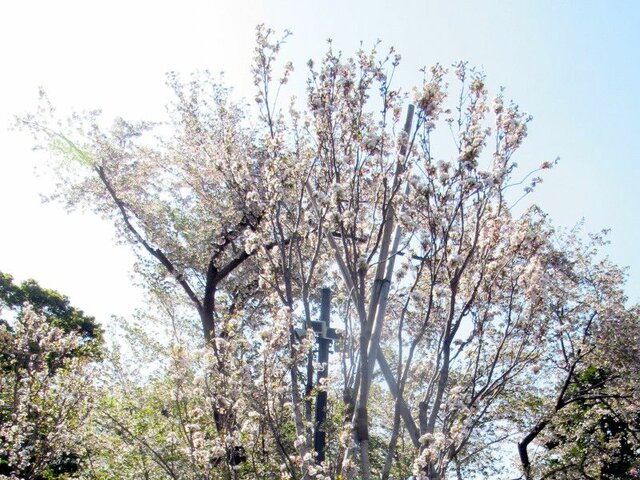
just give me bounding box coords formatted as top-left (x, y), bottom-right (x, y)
top-left (1, 0), bottom-right (638, 325)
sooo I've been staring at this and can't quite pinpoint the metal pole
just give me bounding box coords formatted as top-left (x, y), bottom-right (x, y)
top-left (314, 288), bottom-right (331, 462)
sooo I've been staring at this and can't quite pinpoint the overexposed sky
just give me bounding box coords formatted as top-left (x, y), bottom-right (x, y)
top-left (1, 0), bottom-right (639, 324)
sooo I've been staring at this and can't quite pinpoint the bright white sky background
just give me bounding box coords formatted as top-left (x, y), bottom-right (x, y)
top-left (0, 0), bottom-right (638, 326)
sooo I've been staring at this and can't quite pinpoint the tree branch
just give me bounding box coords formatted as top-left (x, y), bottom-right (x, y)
top-left (95, 166), bottom-right (202, 312)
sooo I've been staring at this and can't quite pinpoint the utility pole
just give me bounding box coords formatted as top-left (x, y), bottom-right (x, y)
top-left (297, 288), bottom-right (338, 463)
top-left (313, 288), bottom-right (333, 463)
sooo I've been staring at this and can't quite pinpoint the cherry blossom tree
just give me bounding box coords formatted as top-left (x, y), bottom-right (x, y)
top-left (514, 229), bottom-right (640, 479)
top-left (16, 25), bottom-right (639, 480)
top-left (0, 306), bottom-right (95, 479)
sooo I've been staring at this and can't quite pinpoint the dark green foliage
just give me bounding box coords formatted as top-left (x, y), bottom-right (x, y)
top-left (0, 449), bottom-right (83, 480)
top-left (37, 453), bottom-right (82, 479)
top-left (0, 270), bottom-right (103, 359)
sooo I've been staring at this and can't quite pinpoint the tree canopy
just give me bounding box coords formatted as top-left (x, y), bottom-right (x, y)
top-left (0, 273), bottom-right (99, 479)
top-left (0, 271), bottom-right (103, 360)
top-left (14, 26), bottom-right (640, 480)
